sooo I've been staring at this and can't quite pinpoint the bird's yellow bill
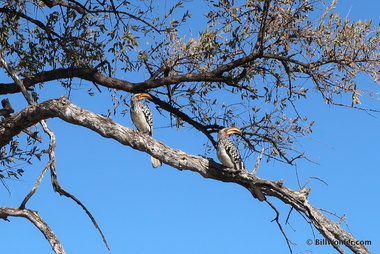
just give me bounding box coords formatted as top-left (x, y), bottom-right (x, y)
top-left (226, 127), bottom-right (242, 135)
top-left (138, 93), bottom-right (152, 100)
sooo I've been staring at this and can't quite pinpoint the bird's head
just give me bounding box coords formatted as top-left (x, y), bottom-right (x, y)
top-left (132, 93), bottom-right (152, 102)
top-left (219, 127), bottom-right (242, 138)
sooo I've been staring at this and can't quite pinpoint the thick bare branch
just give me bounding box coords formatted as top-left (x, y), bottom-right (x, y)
top-left (0, 97), bottom-right (371, 254)
top-left (0, 67), bottom-right (232, 95)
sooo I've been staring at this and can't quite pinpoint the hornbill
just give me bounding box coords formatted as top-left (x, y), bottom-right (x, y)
top-left (130, 93), bottom-right (162, 168)
top-left (217, 127), bottom-right (265, 201)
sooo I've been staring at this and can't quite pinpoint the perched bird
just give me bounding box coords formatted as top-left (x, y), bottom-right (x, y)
top-left (130, 93), bottom-right (162, 168)
top-left (217, 127), bottom-right (245, 171)
top-left (217, 127), bottom-right (265, 201)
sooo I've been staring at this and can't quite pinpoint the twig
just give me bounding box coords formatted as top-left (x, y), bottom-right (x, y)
top-left (266, 199), bottom-right (295, 254)
top-left (19, 160), bottom-right (51, 209)
top-left (49, 153), bottom-right (110, 249)
top-left (251, 147), bottom-right (265, 174)
top-left (301, 177), bottom-right (329, 189)
top-left (149, 94), bottom-right (218, 147)
top-left (253, 0), bottom-right (271, 53)
top-left (0, 8), bottom-right (63, 41)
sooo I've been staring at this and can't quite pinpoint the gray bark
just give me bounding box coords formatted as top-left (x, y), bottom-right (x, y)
top-left (0, 97), bottom-right (371, 254)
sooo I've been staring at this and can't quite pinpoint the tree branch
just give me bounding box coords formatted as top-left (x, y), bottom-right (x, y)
top-left (0, 51), bottom-right (355, 99)
top-left (149, 95), bottom-right (218, 147)
top-left (0, 8), bottom-right (63, 41)
top-left (0, 54), bottom-right (110, 250)
top-left (253, 0), bottom-right (271, 54)
top-left (0, 67), bottom-right (233, 95)
top-left (41, 0), bottom-right (85, 14)
top-left (0, 207), bottom-right (65, 254)
top-left (0, 97), bottom-right (372, 254)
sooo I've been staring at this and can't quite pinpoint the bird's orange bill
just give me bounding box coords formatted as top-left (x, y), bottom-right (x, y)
top-left (138, 93), bottom-right (152, 100)
top-left (226, 127), bottom-right (242, 136)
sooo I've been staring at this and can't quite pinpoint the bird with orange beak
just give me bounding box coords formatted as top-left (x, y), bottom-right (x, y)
top-left (130, 93), bottom-right (162, 168)
top-left (217, 127), bottom-right (265, 201)
top-left (217, 127), bottom-right (244, 170)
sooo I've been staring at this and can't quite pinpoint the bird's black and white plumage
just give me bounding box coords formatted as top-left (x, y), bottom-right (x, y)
top-left (217, 127), bottom-right (245, 171)
top-left (130, 93), bottom-right (162, 168)
top-left (217, 127), bottom-right (265, 201)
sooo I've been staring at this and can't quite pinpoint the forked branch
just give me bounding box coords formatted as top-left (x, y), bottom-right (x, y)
top-left (0, 97), bottom-right (372, 254)
top-left (0, 54), bottom-right (110, 251)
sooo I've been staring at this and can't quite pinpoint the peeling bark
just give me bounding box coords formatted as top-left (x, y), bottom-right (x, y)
top-left (0, 97), bottom-right (371, 254)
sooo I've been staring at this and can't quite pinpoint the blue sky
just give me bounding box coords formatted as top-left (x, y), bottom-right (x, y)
top-left (1, 0), bottom-right (380, 253)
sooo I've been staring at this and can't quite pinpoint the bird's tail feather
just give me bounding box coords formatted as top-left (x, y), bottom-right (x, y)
top-left (151, 156), bottom-right (162, 168)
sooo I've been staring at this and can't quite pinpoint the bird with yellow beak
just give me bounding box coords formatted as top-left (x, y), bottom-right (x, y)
top-left (217, 127), bottom-right (265, 201)
top-left (130, 93), bottom-right (162, 168)
top-left (217, 127), bottom-right (244, 170)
